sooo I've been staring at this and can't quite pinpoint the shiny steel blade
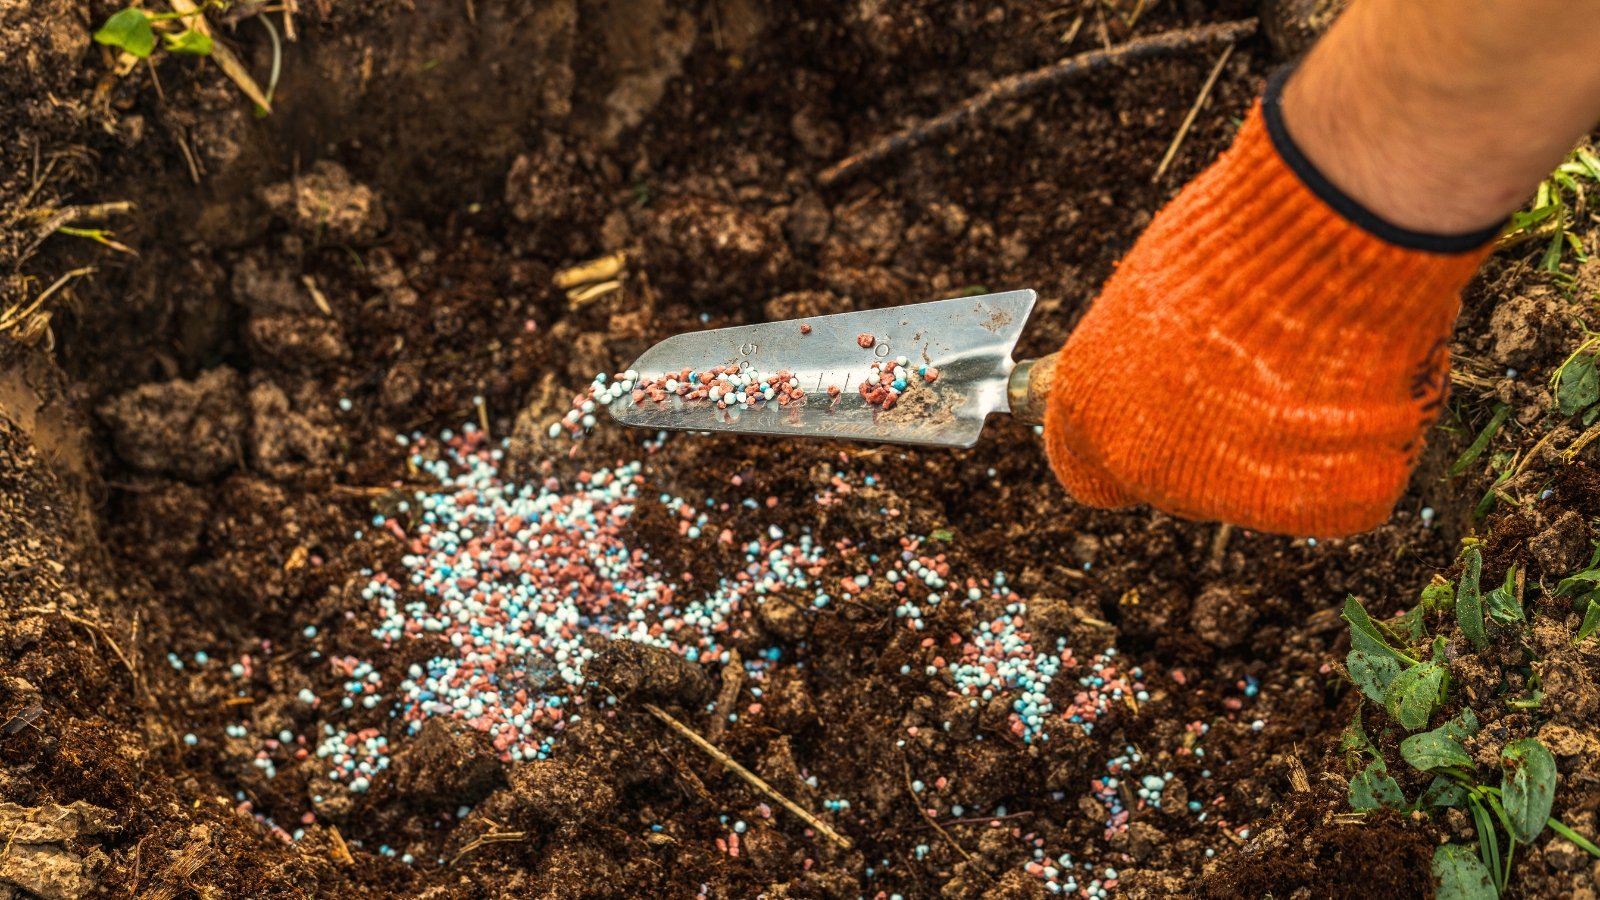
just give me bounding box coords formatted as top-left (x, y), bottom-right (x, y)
top-left (606, 289), bottom-right (1037, 448)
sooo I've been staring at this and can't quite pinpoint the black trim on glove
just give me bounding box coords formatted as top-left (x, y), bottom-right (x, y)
top-left (1263, 66), bottom-right (1504, 254)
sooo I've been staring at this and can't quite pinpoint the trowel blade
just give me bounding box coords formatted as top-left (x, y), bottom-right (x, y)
top-left (606, 289), bottom-right (1037, 448)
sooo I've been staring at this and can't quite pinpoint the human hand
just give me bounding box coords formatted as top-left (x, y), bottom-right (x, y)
top-left (1041, 83), bottom-right (1492, 536)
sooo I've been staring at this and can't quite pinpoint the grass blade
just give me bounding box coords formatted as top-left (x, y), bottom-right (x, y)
top-left (1451, 404), bottom-right (1510, 476)
top-left (1576, 598), bottom-right (1600, 644)
top-left (1503, 838), bottom-right (1515, 892)
top-left (1458, 548), bottom-right (1488, 649)
top-left (1541, 226), bottom-right (1567, 271)
top-left (1470, 796), bottom-right (1503, 891)
top-left (1547, 818), bottom-right (1600, 858)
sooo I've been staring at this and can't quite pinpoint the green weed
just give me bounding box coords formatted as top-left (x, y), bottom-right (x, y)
top-left (1555, 543), bottom-right (1600, 645)
top-left (94, 3), bottom-right (277, 114)
top-left (94, 6), bottom-right (215, 60)
top-left (1552, 331), bottom-right (1600, 426)
top-left (1499, 146), bottom-right (1600, 274)
top-left (1339, 549), bottom-right (1600, 897)
top-left (1449, 403), bottom-right (1511, 477)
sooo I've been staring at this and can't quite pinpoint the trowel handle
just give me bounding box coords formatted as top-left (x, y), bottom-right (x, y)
top-left (1007, 353), bottom-right (1058, 425)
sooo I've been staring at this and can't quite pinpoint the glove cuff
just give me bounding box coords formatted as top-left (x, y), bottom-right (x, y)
top-left (1260, 65), bottom-right (1504, 254)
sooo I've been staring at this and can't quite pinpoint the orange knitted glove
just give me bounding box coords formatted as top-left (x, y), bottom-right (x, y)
top-left (1044, 71), bottom-right (1497, 537)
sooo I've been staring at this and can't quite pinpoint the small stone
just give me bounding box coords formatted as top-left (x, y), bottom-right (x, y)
top-left (1188, 585), bottom-right (1258, 649)
top-left (1529, 510), bottom-right (1591, 577)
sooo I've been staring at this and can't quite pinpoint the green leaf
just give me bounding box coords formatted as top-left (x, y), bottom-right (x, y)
top-left (93, 8), bottom-right (156, 58)
top-left (1347, 649), bottom-right (1404, 703)
top-left (1507, 201), bottom-right (1560, 233)
top-left (1473, 471), bottom-right (1513, 519)
top-left (1500, 738), bottom-right (1558, 844)
top-left (1343, 596), bottom-right (1409, 663)
top-left (1506, 690), bottom-right (1545, 710)
top-left (1421, 576), bottom-right (1456, 614)
top-left (1433, 843), bottom-right (1499, 900)
top-left (162, 29), bottom-right (213, 55)
top-left (1577, 148), bottom-right (1600, 182)
top-left (1556, 568), bottom-right (1600, 597)
top-left (1557, 355), bottom-right (1600, 416)
top-left (1577, 598), bottom-right (1600, 644)
top-left (1547, 817), bottom-right (1600, 858)
top-left (1396, 606), bottom-right (1425, 643)
top-left (1402, 730), bottom-right (1475, 773)
top-left (1458, 549), bottom-right (1488, 650)
top-left (1440, 707), bottom-right (1481, 742)
top-left (1451, 404), bottom-right (1511, 476)
top-left (1541, 226), bottom-right (1567, 271)
top-left (1469, 796), bottom-right (1502, 887)
top-left (1341, 709), bottom-right (1378, 760)
top-left (1386, 661), bottom-right (1447, 731)
top-left (1483, 565), bottom-right (1523, 626)
top-left (1349, 760), bottom-right (1406, 811)
top-left (1420, 776), bottom-right (1470, 809)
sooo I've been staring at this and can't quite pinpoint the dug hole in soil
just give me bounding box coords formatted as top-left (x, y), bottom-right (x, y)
top-left (3, 1), bottom-right (1600, 898)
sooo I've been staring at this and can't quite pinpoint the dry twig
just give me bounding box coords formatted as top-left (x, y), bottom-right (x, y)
top-left (818, 18), bottom-right (1257, 188)
top-left (554, 252), bottom-right (626, 289)
top-left (0, 267), bottom-right (94, 335)
top-left (1562, 420), bottom-right (1600, 461)
top-left (1287, 751), bottom-right (1311, 793)
top-left (301, 275), bottom-right (332, 315)
top-left (1060, 14), bottom-right (1085, 45)
top-left (1207, 522), bottom-right (1233, 572)
top-left (139, 840), bottom-right (210, 900)
top-left (900, 754), bottom-right (984, 876)
top-left (908, 810), bottom-right (1035, 831)
top-left (19, 202), bottom-right (133, 260)
top-left (644, 703), bottom-right (853, 850)
top-left (1152, 43), bottom-right (1234, 182)
top-left (16, 605), bottom-right (139, 694)
top-left (451, 828), bottom-right (526, 864)
top-left (328, 824), bottom-right (355, 865)
top-left (1513, 426), bottom-right (1563, 479)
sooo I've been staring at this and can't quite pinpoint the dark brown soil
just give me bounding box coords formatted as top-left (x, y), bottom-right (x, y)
top-left (3, 1), bottom-right (1599, 898)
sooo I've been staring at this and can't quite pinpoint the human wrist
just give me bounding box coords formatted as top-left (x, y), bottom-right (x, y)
top-left (1265, 67), bottom-right (1500, 252)
top-left (1280, 0), bottom-right (1600, 239)
top-left (1279, 9), bottom-right (1509, 237)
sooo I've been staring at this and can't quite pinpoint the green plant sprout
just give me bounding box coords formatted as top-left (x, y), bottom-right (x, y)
top-left (1498, 145), bottom-right (1600, 274)
top-left (1552, 328), bottom-right (1600, 427)
top-left (1555, 543), bottom-right (1600, 645)
top-left (94, 6), bottom-right (215, 60)
top-left (54, 226), bottom-right (136, 256)
top-left (93, 3), bottom-right (277, 114)
top-left (1339, 549), bottom-right (1600, 898)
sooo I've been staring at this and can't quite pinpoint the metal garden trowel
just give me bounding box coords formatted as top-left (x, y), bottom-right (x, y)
top-left (606, 290), bottom-right (1056, 448)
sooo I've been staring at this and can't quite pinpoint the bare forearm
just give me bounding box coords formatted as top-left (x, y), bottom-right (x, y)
top-left (1284, 0), bottom-right (1600, 235)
